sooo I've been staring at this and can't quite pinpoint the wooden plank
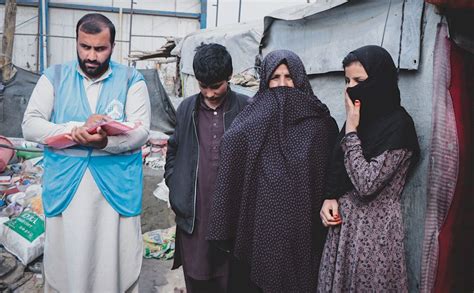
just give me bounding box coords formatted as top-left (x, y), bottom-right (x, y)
top-left (0, 0), bottom-right (17, 82)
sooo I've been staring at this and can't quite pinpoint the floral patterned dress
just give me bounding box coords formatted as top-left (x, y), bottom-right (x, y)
top-left (318, 132), bottom-right (413, 292)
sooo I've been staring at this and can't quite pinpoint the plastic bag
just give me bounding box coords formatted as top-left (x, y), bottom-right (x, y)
top-left (153, 181), bottom-right (170, 207)
top-left (0, 211), bottom-right (45, 265)
top-left (143, 226), bottom-right (175, 260)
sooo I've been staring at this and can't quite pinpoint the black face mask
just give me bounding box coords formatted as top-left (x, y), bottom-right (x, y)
top-left (77, 52), bottom-right (111, 79)
top-left (346, 77), bottom-right (399, 125)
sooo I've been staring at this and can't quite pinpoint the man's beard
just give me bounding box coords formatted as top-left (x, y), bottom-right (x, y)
top-left (77, 53), bottom-right (111, 79)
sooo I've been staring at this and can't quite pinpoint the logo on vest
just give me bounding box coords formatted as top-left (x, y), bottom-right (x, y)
top-left (106, 99), bottom-right (124, 120)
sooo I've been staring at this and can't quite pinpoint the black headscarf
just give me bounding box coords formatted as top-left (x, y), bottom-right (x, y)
top-left (326, 45), bottom-right (420, 200)
top-left (207, 50), bottom-right (338, 292)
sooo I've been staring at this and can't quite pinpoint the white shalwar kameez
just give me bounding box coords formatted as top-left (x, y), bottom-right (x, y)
top-left (22, 66), bottom-right (151, 293)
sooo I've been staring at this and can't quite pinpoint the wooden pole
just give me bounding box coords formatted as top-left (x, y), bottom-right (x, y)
top-left (0, 0), bottom-right (17, 82)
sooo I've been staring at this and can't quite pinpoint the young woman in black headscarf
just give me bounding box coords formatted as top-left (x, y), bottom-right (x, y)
top-left (206, 49), bottom-right (338, 292)
top-left (318, 45), bottom-right (420, 292)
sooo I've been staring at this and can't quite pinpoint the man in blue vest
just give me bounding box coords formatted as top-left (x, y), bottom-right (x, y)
top-left (22, 13), bottom-right (150, 292)
top-left (165, 43), bottom-right (249, 292)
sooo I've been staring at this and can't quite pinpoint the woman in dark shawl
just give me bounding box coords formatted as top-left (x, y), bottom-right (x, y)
top-left (206, 49), bottom-right (338, 292)
top-left (318, 45), bottom-right (420, 292)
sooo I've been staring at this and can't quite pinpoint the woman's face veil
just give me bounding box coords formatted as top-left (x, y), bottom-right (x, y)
top-left (345, 45), bottom-right (401, 124)
top-left (259, 50), bottom-right (314, 96)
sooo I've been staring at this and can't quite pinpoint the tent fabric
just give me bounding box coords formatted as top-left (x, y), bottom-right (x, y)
top-left (420, 22), bottom-right (474, 292)
top-left (0, 66), bottom-right (40, 138)
top-left (138, 69), bottom-right (176, 135)
top-left (434, 38), bottom-right (474, 293)
top-left (263, 0), bottom-right (347, 21)
top-left (260, 0), bottom-right (424, 75)
top-left (420, 23), bottom-right (458, 293)
top-left (172, 21), bottom-right (263, 77)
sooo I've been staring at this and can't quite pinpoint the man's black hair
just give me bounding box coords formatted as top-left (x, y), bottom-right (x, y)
top-left (193, 43), bottom-right (233, 85)
top-left (76, 13), bottom-right (116, 44)
top-left (342, 52), bottom-right (359, 68)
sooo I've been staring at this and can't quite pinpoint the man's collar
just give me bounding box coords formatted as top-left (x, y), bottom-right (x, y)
top-left (76, 62), bottom-right (112, 83)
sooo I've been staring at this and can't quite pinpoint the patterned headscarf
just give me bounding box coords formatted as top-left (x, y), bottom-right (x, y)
top-left (207, 50), bottom-right (338, 292)
top-left (258, 49), bottom-right (329, 114)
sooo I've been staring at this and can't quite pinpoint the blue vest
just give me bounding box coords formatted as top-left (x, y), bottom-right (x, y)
top-left (42, 60), bottom-right (144, 217)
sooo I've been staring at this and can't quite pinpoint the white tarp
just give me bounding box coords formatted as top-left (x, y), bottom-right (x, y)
top-left (172, 21), bottom-right (263, 76)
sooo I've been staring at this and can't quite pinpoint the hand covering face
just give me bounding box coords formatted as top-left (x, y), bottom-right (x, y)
top-left (326, 45), bottom-right (420, 200)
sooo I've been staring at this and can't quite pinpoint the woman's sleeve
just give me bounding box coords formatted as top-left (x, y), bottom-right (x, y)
top-left (342, 132), bottom-right (411, 199)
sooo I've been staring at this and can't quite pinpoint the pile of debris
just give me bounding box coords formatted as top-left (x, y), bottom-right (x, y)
top-left (0, 251), bottom-right (43, 292)
top-left (142, 130), bottom-right (169, 172)
top-left (0, 136), bottom-right (45, 292)
top-left (141, 131), bottom-right (176, 260)
top-left (0, 132), bottom-right (177, 292)
top-left (0, 133), bottom-right (177, 291)
top-left (128, 38), bottom-right (177, 61)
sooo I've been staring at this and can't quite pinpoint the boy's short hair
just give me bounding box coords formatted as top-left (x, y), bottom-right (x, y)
top-left (193, 43), bottom-right (233, 85)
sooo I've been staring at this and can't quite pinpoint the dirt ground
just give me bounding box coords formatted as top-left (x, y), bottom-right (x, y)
top-left (141, 167), bottom-right (175, 233)
top-left (139, 258), bottom-right (184, 293)
top-left (139, 166), bottom-right (185, 293)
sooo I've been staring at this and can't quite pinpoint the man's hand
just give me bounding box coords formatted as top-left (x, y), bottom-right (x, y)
top-left (68, 126), bottom-right (108, 149)
top-left (344, 91), bottom-right (360, 134)
top-left (320, 199), bottom-right (342, 227)
top-left (84, 114), bottom-right (111, 128)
